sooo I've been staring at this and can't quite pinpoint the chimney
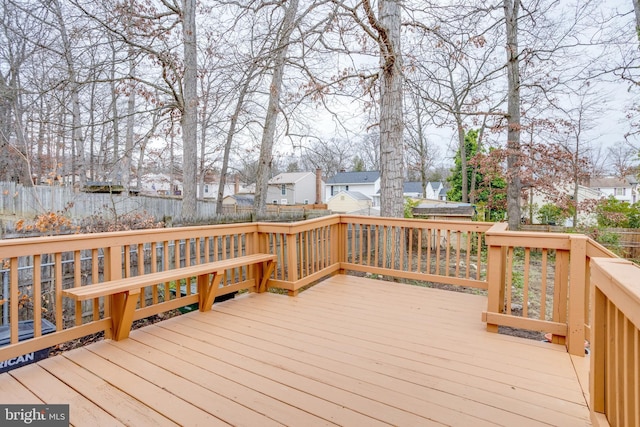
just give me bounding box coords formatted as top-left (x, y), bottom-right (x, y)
top-left (315, 168), bottom-right (322, 205)
top-left (234, 174), bottom-right (240, 194)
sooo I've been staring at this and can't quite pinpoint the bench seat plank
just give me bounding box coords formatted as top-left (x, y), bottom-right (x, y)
top-left (62, 254), bottom-right (277, 341)
top-left (63, 254), bottom-right (277, 301)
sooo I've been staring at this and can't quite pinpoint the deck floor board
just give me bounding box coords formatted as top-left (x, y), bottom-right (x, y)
top-left (0, 275), bottom-right (591, 426)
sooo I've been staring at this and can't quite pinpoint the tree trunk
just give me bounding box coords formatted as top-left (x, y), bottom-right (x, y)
top-left (504, 0), bottom-right (522, 230)
top-left (634, 0), bottom-right (640, 44)
top-left (110, 48), bottom-right (120, 178)
top-left (136, 111), bottom-right (158, 190)
top-left (36, 99), bottom-right (46, 183)
top-left (456, 116), bottom-right (468, 203)
top-left (52, 0), bottom-right (86, 187)
top-left (181, 0), bottom-right (198, 221)
top-left (469, 124), bottom-right (486, 205)
top-left (123, 53), bottom-right (136, 191)
top-left (216, 65), bottom-right (257, 215)
top-left (412, 94), bottom-right (428, 199)
top-left (254, 0), bottom-right (299, 216)
top-left (88, 81), bottom-right (96, 181)
top-left (378, 0), bottom-right (404, 218)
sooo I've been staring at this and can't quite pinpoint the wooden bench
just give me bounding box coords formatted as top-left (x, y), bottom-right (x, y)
top-left (62, 253), bottom-right (277, 341)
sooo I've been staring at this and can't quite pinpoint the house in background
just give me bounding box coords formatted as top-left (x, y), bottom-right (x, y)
top-left (526, 185), bottom-right (603, 226)
top-left (325, 171), bottom-right (381, 206)
top-left (221, 193), bottom-right (255, 214)
top-left (199, 182), bottom-right (236, 199)
top-left (267, 171), bottom-right (324, 205)
top-left (589, 176), bottom-right (639, 204)
top-left (327, 190), bottom-right (373, 214)
top-left (403, 181), bottom-right (447, 201)
top-left (199, 175), bottom-right (251, 200)
top-left (138, 173), bottom-right (183, 196)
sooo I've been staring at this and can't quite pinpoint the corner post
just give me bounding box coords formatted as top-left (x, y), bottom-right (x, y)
top-left (286, 233), bottom-right (298, 296)
top-left (486, 244), bottom-right (506, 333)
top-left (568, 235), bottom-right (587, 356)
top-left (589, 262), bottom-right (606, 417)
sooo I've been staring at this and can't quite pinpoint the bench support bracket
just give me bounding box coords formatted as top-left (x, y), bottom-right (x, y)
top-left (110, 289), bottom-right (140, 341)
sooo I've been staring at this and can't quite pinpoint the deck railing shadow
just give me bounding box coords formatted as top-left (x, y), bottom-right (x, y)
top-left (0, 214), bottom-right (635, 426)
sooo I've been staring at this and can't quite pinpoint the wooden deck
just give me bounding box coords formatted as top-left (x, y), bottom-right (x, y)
top-left (0, 275), bottom-right (591, 426)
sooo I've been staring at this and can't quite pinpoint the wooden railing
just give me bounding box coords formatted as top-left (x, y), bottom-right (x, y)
top-left (483, 223), bottom-right (617, 356)
top-left (0, 223), bottom-right (264, 361)
top-left (338, 216), bottom-right (492, 290)
top-left (0, 215), bottom-right (495, 362)
top-left (590, 257), bottom-right (640, 427)
top-left (1, 213), bottom-right (637, 423)
top-left (257, 216), bottom-right (342, 295)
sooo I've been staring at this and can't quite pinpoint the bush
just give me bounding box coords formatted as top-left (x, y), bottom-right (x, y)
top-left (79, 210), bottom-right (164, 233)
top-left (536, 203), bottom-right (566, 225)
top-left (595, 196), bottom-right (640, 228)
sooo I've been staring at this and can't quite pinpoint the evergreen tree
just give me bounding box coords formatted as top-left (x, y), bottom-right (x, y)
top-left (447, 129), bottom-right (479, 202)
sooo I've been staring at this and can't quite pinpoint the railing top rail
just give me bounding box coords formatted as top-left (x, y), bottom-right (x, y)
top-left (256, 214), bottom-right (342, 233)
top-left (486, 222), bottom-right (509, 233)
top-left (591, 257), bottom-right (640, 330)
top-left (0, 222), bottom-right (261, 258)
top-left (586, 239), bottom-right (618, 259)
top-left (339, 215), bottom-right (495, 231)
top-left (485, 228), bottom-right (572, 250)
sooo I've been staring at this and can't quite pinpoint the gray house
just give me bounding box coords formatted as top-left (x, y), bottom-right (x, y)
top-left (267, 171), bottom-right (324, 205)
top-left (325, 171), bottom-right (381, 206)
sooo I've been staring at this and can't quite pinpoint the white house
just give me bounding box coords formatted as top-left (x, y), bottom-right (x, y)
top-left (589, 176), bottom-right (638, 204)
top-left (199, 180), bottom-right (252, 200)
top-left (267, 171), bottom-right (324, 205)
top-left (325, 171), bottom-right (381, 206)
top-left (138, 173), bottom-right (183, 196)
top-left (526, 185), bottom-right (603, 226)
top-left (403, 181), bottom-right (447, 200)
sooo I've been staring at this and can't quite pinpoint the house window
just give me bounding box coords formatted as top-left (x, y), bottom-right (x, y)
top-left (281, 199), bottom-right (288, 205)
top-left (615, 188), bottom-right (626, 196)
top-left (273, 200), bottom-right (278, 204)
top-left (204, 184), bottom-right (209, 193)
top-left (281, 184), bottom-right (286, 195)
top-left (304, 199), bottom-right (309, 205)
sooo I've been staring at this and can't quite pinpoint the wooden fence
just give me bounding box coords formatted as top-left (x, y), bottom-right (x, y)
top-left (521, 224), bottom-right (640, 262)
top-left (0, 181), bottom-right (217, 223)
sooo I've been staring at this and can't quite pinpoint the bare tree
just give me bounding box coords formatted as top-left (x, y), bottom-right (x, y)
top-left (181, 0), bottom-right (198, 220)
top-left (299, 137), bottom-right (352, 177)
top-left (504, 0), bottom-right (522, 230)
top-left (607, 141), bottom-right (638, 177)
top-left (375, 0), bottom-right (404, 218)
top-left (254, 0), bottom-right (300, 216)
top-left (634, 0), bottom-right (640, 44)
top-left (405, 91), bottom-right (440, 198)
top-left (404, 3), bottom-right (504, 203)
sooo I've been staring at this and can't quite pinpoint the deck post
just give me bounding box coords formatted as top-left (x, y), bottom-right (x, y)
top-left (568, 235), bottom-right (587, 356)
top-left (552, 249), bottom-right (569, 345)
top-left (589, 276), bottom-right (606, 417)
top-left (337, 220), bottom-right (346, 274)
top-left (104, 245), bottom-right (123, 339)
top-left (286, 233), bottom-right (298, 296)
top-left (486, 244), bottom-right (506, 333)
